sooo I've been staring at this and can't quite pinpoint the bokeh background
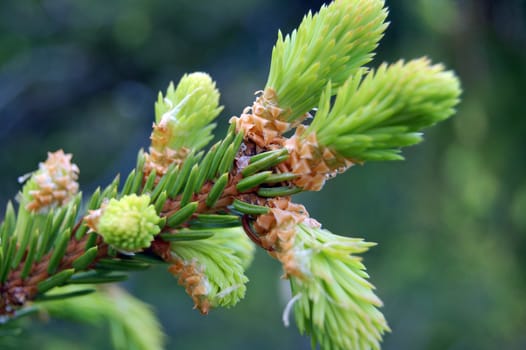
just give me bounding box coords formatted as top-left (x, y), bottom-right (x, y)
top-left (1, 0), bottom-right (525, 349)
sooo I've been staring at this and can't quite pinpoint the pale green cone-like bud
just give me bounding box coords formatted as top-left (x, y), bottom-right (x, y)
top-left (266, 0), bottom-right (388, 122)
top-left (152, 72), bottom-right (223, 152)
top-left (308, 58), bottom-right (461, 162)
top-left (96, 194), bottom-right (160, 252)
top-left (284, 223), bottom-right (388, 350)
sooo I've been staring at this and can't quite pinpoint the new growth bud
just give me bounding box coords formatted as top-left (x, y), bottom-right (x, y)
top-left (20, 150), bottom-right (79, 213)
top-left (92, 194), bottom-right (161, 252)
top-left (288, 223), bottom-right (388, 350)
top-left (266, 0), bottom-right (388, 122)
top-left (146, 72), bottom-right (223, 178)
top-left (168, 228), bottom-right (254, 314)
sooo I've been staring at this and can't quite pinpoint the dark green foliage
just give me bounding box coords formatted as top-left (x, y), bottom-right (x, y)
top-left (257, 186), bottom-right (302, 197)
top-left (141, 170), bottom-right (157, 195)
top-left (68, 271), bottom-right (128, 284)
top-left (35, 288), bottom-right (95, 302)
top-left (166, 202), bottom-right (198, 227)
top-left (232, 199), bottom-right (270, 215)
top-left (194, 214), bottom-right (240, 226)
top-left (72, 247), bottom-right (99, 271)
top-left (95, 259), bottom-right (150, 271)
top-left (154, 191), bottom-right (167, 214)
top-left (47, 229), bottom-right (72, 274)
top-left (20, 235), bottom-right (38, 279)
top-left (37, 269), bottom-right (75, 294)
top-left (168, 153), bottom-right (201, 197)
top-left (179, 165), bottom-right (199, 207)
top-left (241, 149), bottom-right (289, 177)
top-left (205, 173), bottom-right (229, 208)
top-left (236, 171), bottom-right (272, 192)
top-left (160, 230), bottom-right (215, 242)
top-left (12, 218), bottom-right (34, 268)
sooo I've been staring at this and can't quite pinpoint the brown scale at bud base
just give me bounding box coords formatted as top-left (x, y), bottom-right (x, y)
top-left (145, 121), bottom-right (190, 180)
top-left (253, 197), bottom-right (309, 278)
top-left (282, 125), bottom-right (354, 191)
top-left (144, 147), bottom-right (189, 180)
top-left (230, 88), bottom-right (292, 148)
top-left (84, 205), bottom-right (105, 233)
top-left (168, 257), bottom-right (210, 314)
top-left (232, 88), bottom-right (353, 192)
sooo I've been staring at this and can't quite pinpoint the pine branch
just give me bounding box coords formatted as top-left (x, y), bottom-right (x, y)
top-left (0, 1), bottom-right (462, 349)
top-left (0, 127), bottom-right (283, 317)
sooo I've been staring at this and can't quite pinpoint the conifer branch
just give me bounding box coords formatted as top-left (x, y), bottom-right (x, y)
top-left (0, 1), bottom-right (461, 349)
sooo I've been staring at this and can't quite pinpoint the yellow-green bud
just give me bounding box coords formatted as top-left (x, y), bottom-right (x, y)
top-left (152, 72), bottom-right (222, 152)
top-left (98, 194), bottom-right (161, 252)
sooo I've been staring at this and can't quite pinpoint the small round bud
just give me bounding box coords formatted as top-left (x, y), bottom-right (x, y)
top-left (97, 194), bottom-right (160, 252)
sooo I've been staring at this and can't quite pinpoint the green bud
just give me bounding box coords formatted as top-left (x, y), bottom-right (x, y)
top-left (266, 0), bottom-right (388, 122)
top-left (152, 72), bottom-right (223, 152)
top-left (309, 58), bottom-right (461, 162)
top-left (97, 194), bottom-right (160, 252)
top-left (285, 223), bottom-right (388, 350)
top-left (169, 227), bottom-right (254, 313)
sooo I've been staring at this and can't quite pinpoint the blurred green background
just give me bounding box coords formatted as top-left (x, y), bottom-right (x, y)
top-left (1, 0), bottom-right (525, 349)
